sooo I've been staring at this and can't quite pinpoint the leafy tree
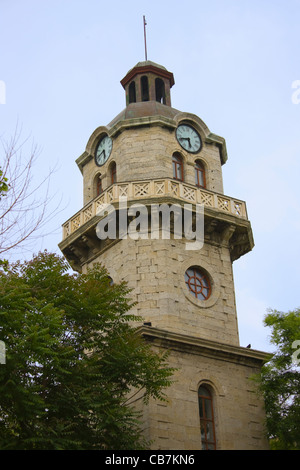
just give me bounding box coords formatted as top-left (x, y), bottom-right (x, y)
top-left (0, 251), bottom-right (173, 450)
top-left (0, 167), bottom-right (9, 199)
top-left (260, 308), bottom-right (300, 450)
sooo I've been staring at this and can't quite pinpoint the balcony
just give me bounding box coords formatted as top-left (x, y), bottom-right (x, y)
top-left (61, 178), bottom-right (248, 241)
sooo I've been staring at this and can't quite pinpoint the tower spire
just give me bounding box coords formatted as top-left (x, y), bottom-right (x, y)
top-left (143, 15), bottom-right (148, 61)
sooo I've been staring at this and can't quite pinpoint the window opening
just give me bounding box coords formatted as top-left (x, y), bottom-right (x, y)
top-left (195, 160), bottom-right (206, 188)
top-left (172, 153), bottom-right (183, 181)
top-left (185, 266), bottom-right (211, 300)
top-left (198, 385), bottom-right (216, 450)
top-left (96, 174), bottom-right (102, 196)
top-left (111, 162), bottom-right (117, 184)
top-left (129, 81), bottom-right (136, 103)
top-left (155, 78), bottom-right (166, 104)
top-left (141, 76), bottom-right (149, 101)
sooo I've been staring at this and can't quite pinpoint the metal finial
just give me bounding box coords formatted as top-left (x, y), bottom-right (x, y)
top-left (143, 16), bottom-right (148, 61)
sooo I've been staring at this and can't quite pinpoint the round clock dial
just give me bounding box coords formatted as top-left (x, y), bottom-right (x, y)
top-left (95, 135), bottom-right (113, 166)
top-left (176, 124), bottom-right (201, 153)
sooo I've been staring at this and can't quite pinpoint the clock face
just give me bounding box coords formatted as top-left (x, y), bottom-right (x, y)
top-left (176, 124), bottom-right (201, 153)
top-left (95, 135), bottom-right (113, 166)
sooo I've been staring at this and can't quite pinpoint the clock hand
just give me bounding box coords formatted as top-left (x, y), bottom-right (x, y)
top-left (180, 137), bottom-right (192, 147)
top-left (98, 149), bottom-right (106, 163)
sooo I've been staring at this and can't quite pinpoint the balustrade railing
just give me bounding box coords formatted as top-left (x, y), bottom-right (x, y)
top-left (62, 179), bottom-right (247, 240)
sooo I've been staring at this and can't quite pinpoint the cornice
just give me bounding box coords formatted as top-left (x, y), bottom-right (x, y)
top-left (109, 114), bottom-right (177, 137)
top-left (121, 63), bottom-right (175, 89)
top-left (75, 151), bottom-right (92, 173)
top-left (137, 326), bottom-right (271, 367)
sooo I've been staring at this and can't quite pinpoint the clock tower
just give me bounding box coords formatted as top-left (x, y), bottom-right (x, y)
top-left (59, 61), bottom-right (269, 450)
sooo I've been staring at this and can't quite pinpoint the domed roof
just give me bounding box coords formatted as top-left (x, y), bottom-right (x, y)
top-left (126, 60), bottom-right (169, 73)
top-left (107, 101), bottom-right (180, 128)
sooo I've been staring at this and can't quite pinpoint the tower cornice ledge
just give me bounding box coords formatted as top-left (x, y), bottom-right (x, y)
top-left (120, 61), bottom-right (175, 89)
top-left (109, 114), bottom-right (177, 137)
top-left (137, 326), bottom-right (271, 367)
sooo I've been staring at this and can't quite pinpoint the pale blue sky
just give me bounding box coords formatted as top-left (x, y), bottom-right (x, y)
top-left (1, 0), bottom-right (300, 352)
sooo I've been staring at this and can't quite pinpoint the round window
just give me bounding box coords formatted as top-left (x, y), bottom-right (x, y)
top-left (184, 267), bottom-right (211, 300)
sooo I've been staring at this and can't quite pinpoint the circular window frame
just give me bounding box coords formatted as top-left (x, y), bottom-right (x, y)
top-left (181, 259), bottom-right (220, 308)
top-left (185, 266), bottom-right (211, 301)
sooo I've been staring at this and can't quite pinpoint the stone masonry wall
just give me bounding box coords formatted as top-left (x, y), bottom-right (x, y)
top-left (135, 341), bottom-right (269, 450)
top-left (84, 235), bottom-right (240, 347)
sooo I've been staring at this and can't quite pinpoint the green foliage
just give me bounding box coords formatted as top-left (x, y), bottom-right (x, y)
top-left (0, 251), bottom-right (174, 450)
top-left (0, 167), bottom-right (9, 200)
top-left (260, 308), bottom-right (300, 450)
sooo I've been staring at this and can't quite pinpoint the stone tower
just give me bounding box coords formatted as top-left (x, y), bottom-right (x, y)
top-left (59, 61), bottom-right (269, 450)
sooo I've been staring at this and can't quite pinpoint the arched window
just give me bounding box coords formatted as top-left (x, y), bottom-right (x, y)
top-left (141, 76), bottom-right (149, 101)
top-left (96, 174), bottom-right (102, 196)
top-left (195, 160), bottom-right (206, 188)
top-left (198, 385), bottom-right (216, 450)
top-left (129, 81), bottom-right (136, 103)
top-left (155, 78), bottom-right (166, 104)
top-left (172, 153), bottom-right (183, 181)
top-left (110, 162), bottom-right (117, 184)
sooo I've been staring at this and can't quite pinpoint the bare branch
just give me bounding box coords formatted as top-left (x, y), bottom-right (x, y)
top-left (0, 124), bottom-right (62, 259)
